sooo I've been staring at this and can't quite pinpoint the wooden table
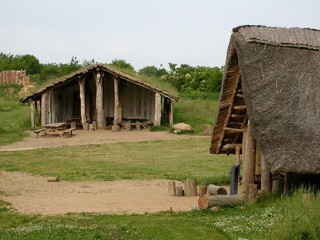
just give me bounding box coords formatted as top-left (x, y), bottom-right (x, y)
top-left (43, 122), bottom-right (67, 137)
top-left (121, 117), bottom-right (151, 131)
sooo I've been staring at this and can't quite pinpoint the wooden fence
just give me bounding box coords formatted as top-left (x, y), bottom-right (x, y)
top-left (0, 70), bottom-right (29, 86)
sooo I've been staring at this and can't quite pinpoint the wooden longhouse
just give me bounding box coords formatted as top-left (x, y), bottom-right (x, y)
top-left (211, 25), bottom-right (320, 196)
top-left (21, 64), bottom-right (178, 130)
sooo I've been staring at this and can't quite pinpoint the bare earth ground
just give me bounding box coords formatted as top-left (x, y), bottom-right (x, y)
top-left (0, 130), bottom-right (201, 215)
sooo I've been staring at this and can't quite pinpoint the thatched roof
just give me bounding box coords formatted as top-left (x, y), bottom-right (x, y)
top-left (210, 25), bottom-right (320, 174)
top-left (21, 64), bottom-right (179, 103)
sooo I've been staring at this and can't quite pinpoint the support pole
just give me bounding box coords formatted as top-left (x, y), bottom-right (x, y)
top-left (35, 100), bottom-right (39, 127)
top-left (169, 101), bottom-right (173, 125)
top-left (261, 152), bottom-right (271, 194)
top-left (154, 92), bottom-right (162, 126)
top-left (79, 77), bottom-right (87, 130)
top-left (41, 93), bottom-right (47, 126)
top-left (94, 72), bottom-right (106, 129)
top-left (235, 146), bottom-right (241, 183)
top-left (243, 121), bottom-right (256, 196)
top-left (31, 101), bottom-right (35, 128)
top-left (112, 77), bottom-right (121, 131)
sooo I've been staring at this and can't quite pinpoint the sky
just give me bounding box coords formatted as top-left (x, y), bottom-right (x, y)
top-left (1, 0), bottom-right (320, 70)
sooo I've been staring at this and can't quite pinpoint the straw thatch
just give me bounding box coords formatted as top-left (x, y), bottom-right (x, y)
top-left (211, 25), bottom-right (320, 175)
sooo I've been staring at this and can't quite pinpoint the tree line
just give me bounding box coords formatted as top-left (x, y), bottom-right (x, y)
top-left (0, 53), bottom-right (223, 93)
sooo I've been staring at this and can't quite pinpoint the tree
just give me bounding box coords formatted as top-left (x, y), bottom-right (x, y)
top-left (109, 59), bottom-right (135, 72)
top-left (138, 65), bottom-right (168, 78)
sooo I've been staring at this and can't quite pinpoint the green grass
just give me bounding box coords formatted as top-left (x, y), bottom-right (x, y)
top-left (0, 86), bottom-right (30, 146)
top-left (174, 93), bottom-right (219, 134)
top-left (0, 138), bottom-right (234, 185)
top-left (1, 190), bottom-right (319, 239)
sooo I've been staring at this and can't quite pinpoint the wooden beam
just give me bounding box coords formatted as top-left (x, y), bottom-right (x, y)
top-left (236, 93), bottom-right (244, 98)
top-left (94, 72), bottom-right (106, 129)
top-left (79, 77), bottom-right (87, 130)
top-left (223, 143), bottom-right (242, 150)
top-left (41, 93), bottom-right (47, 126)
top-left (260, 152), bottom-right (271, 194)
top-left (228, 121), bottom-right (243, 126)
top-left (31, 101), bottom-right (35, 128)
top-left (233, 105), bottom-right (246, 110)
top-left (217, 73), bottom-right (241, 153)
top-left (112, 77), bottom-right (121, 132)
top-left (224, 127), bottom-right (243, 133)
top-left (154, 92), bottom-right (161, 126)
top-left (243, 121), bottom-right (256, 194)
top-left (231, 114), bottom-right (246, 118)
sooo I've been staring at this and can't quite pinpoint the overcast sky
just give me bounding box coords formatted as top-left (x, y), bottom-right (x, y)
top-left (1, 0), bottom-right (320, 70)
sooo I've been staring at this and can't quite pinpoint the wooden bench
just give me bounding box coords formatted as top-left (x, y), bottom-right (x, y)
top-left (34, 128), bottom-right (46, 137)
top-left (62, 127), bottom-right (76, 138)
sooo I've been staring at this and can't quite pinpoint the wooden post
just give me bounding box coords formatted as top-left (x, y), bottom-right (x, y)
top-left (79, 77), bottom-right (87, 130)
top-left (94, 71), bottom-right (106, 129)
top-left (35, 100), bottom-right (39, 127)
top-left (248, 184), bottom-right (258, 204)
top-left (242, 126), bottom-right (248, 164)
top-left (176, 186), bottom-right (183, 197)
top-left (169, 101), bottom-right (173, 125)
top-left (41, 93), bottom-right (47, 126)
top-left (243, 121), bottom-right (256, 194)
top-left (31, 101), bottom-right (35, 128)
top-left (235, 146), bottom-right (241, 183)
top-left (154, 92), bottom-right (162, 126)
top-left (112, 77), bottom-right (121, 132)
top-left (168, 181), bottom-right (176, 196)
top-left (261, 152), bottom-right (271, 194)
top-left (255, 145), bottom-right (261, 176)
top-left (197, 185), bottom-right (207, 197)
top-left (184, 179), bottom-right (197, 197)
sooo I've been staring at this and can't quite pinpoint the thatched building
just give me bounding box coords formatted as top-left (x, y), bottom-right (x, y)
top-left (210, 25), bottom-right (320, 194)
top-left (21, 64), bottom-right (178, 130)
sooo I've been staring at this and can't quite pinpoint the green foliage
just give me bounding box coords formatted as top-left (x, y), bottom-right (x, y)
top-left (138, 65), bottom-right (168, 78)
top-left (109, 59), bottom-right (135, 72)
top-left (0, 53), bottom-right (41, 75)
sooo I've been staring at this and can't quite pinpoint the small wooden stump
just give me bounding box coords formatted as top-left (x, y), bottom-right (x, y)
top-left (47, 177), bottom-right (60, 182)
top-left (207, 184), bottom-right (227, 195)
top-left (197, 185), bottom-right (207, 197)
top-left (168, 181), bottom-right (176, 196)
top-left (247, 184), bottom-right (258, 204)
top-left (184, 179), bottom-right (197, 197)
top-left (176, 186), bottom-right (183, 197)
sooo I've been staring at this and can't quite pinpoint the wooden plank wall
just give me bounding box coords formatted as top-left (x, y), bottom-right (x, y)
top-left (103, 75), bottom-right (114, 117)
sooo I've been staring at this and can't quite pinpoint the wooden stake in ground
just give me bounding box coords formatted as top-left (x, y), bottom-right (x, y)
top-left (247, 184), bottom-right (258, 204)
top-left (207, 184), bottom-right (227, 195)
top-left (197, 185), bottom-right (207, 197)
top-left (184, 179), bottom-right (197, 197)
top-left (198, 195), bottom-right (243, 209)
top-left (168, 181), bottom-right (176, 196)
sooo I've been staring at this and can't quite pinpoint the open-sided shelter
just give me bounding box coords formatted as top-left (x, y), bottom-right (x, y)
top-left (210, 25), bottom-right (320, 194)
top-left (21, 64), bottom-right (178, 130)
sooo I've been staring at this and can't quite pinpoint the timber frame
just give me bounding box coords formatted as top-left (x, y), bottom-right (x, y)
top-left (21, 64), bottom-right (178, 130)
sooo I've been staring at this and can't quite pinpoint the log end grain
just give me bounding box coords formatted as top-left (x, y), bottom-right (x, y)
top-left (47, 177), bottom-right (60, 182)
top-left (198, 197), bottom-right (209, 209)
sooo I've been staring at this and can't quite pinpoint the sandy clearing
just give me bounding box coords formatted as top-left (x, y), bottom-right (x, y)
top-left (0, 171), bottom-right (198, 215)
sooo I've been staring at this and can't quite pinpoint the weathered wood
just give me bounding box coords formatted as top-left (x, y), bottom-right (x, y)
top-left (169, 101), bottom-right (173, 125)
top-left (233, 105), bottom-right (247, 110)
top-left (255, 145), bottom-right (261, 175)
top-left (47, 177), bottom-right (60, 182)
top-left (207, 184), bottom-right (227, 195)
top-left (34, 100), bottom-right (39, 127)
top-left (79, 78), bottom-right (87, 130)
top-left (260, 152), bottom-right (271, 194)
top-left (112, 77), bottom-right (121, 132)
top-left (198, 195), bottom-right (244, 209)
top-left (168, 181), bottom-right (176, 196)
top-left (154, 92), bottom-right (161, 126)
top-left (223, 143), bottom-right (242, 150)
top-left (247, 184), bottom-right (258, 204)
top-left (197, 185), bottom-right (207, 197)
top-left (236, 146), bottom-right (241, 183)
top-left (231, 114), bottom-right (246, 118)
top-left (184, 179), bottom-right (197, 197)
top-left (243, 121), bottom-right (256, 192)
top-left (176, 186), bottom-right (183, 197)
top-left (31, 101), bottom-right (35, 128)
top-left (94, 72), bottom-right (106, 129)
top-left (272, 179), bottom-right (280, 194)
top-left (224, 127), bottom-right (243, 133)
top-left (242, 126), bottom-right (247, 164)
top-left (41, 93), bottom-right (47, 126)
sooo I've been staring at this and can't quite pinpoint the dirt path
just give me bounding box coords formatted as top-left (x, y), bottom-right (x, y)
top-left (0, 129), bottom-right (201, 152)
top-left (0, 171), bottom-right (198, 215)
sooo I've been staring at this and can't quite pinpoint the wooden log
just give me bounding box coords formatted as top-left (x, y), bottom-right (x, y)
top-left (176, 186), bottom-right (183, 197)
top-left (243, 121), bottom-right (256, 192)
top-left (154, 92), bottom-right (162, 126)
top-left (207, 184), bottom-right (227, 195)
top-left (94, 72), bottom-right (106, 129)
top-left (184, 179), bottom-right (197, 197)
top-left (47, 177), bottom-right (60, 182)
top-left (198, 195), bottom-right (244, 209)
top-left (79, 77), bottom-right (87, 130)
top-left (197, 185), bottom-right (207, 197)
top-left (41, 93), bottom-right (47, 126)
top-left (260, 152), bottom-right (271, 194)
top-left (247, 184), bottom-right (258, 204)
top-left (168, 181), bottom-right (176, 196)
top-left (169, 101), bottom-right (173, 125)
